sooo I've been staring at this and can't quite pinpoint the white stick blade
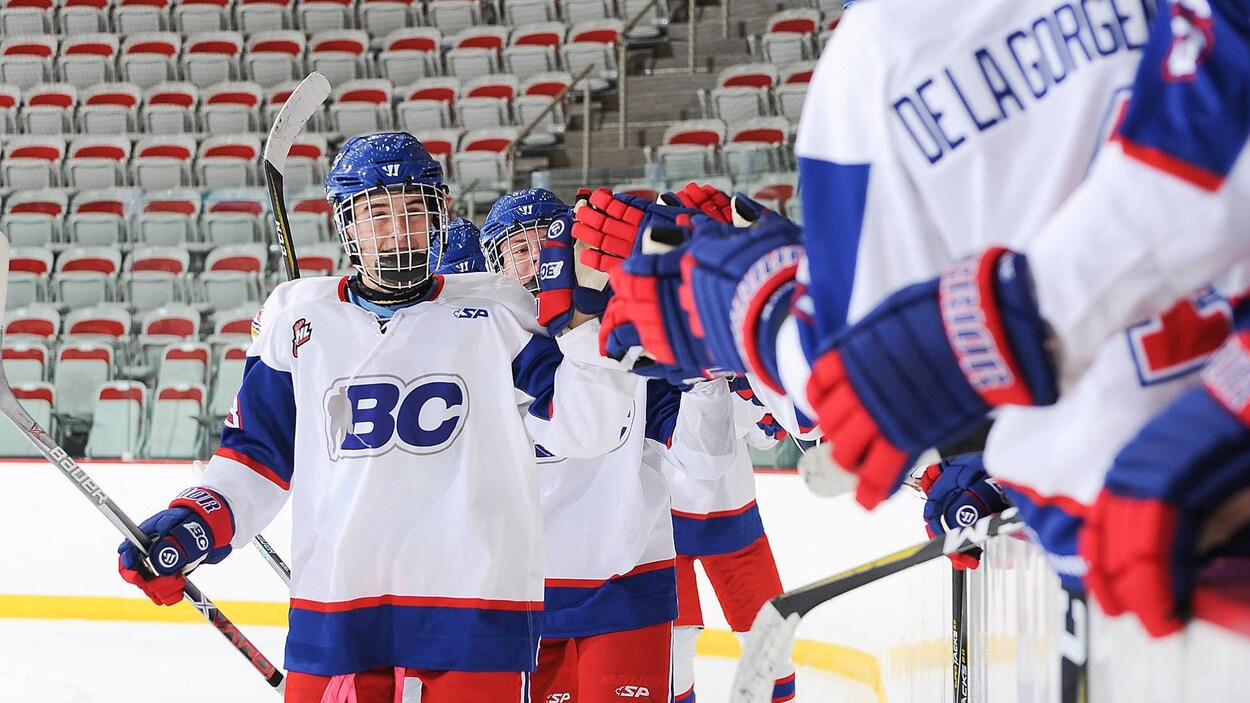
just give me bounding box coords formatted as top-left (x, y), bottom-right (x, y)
top-left (264, 72), bottom-right (331, 172)
top-left (731, 603), bottom-right (799, 703)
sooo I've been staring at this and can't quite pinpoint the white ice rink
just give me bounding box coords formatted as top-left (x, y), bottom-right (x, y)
top-left (0, 620), bottom-right (874, 703)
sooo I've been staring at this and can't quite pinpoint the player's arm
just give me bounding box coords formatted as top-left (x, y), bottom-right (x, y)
top-left (1027, 0), bottom-right (1250, 378)
top-left (118, 311), bottom-right (296, 605)
top-left (513, 319), bottom-right (641, 459)
top-left (198, 326), bottom-right (297, 548)
top-left (644, 378), bottom-right (736, 480)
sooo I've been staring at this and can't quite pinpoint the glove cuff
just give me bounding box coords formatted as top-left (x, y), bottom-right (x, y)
top-left (169, 487), bottom-right (235, 550)
top-left (938, 247), bottom-right (1057, 408)
top-left (728, 245), bottom-right (802, 392)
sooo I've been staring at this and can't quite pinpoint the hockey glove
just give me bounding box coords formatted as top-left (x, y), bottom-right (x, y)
top-left (660, 182), bottom-right (734, 222)
top-left (678, 211), bottom-right (804, 387)
top-left (919, 455), bottom-right (1010, 570)
top-left (807, 247), bottom-right (1058, 510)
top-left (600, 226), bottom-right (720, 383)
top-left (536, 208), bottom-right (611, 336)
top-left (118, 487), bottom-right (235, 606)
top-left (660, 184), bottom-right (773, 228)
top-left (572, 189), bottom-right (697, 272)
top-left (1082, 329), bottom-right (1250, 637)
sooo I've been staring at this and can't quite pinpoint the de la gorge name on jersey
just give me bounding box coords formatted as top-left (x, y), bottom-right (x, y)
top-left (892, 0), bottom-right (1152, 166)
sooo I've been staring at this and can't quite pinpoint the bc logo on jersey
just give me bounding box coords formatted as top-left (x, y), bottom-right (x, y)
top-left (324, 373), bottom-right (469, 459)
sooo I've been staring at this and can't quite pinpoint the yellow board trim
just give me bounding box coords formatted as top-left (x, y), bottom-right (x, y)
top-left (0, 595), bottom-right (885, 699)
top-left (695, 628), bottom-right (887, 702)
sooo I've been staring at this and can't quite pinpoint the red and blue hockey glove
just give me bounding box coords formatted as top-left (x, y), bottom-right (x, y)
top-left (678, 211), bottom-right (804, 387)
top-left (661, 185), bottom-right (773, 229)
top-left (118, 487), bottom-right (235, 606)
top-left (536, 207), bottom-right (611, 336)
top-left (808, 247), bottom-right (1058, 510)
top-left (1082, 328), bottom-right (1250, 637)
top-left (659, 182), bottom-right (734, 222)
top-left (600, 225), bottom-right (719, 383)
top-left (572, 188), bottom-right (696, 272)
top-left (919, 455), bottom-right (1010, 570)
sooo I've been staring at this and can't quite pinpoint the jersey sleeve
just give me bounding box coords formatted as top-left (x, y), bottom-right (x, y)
top-left (199, 307), bottom-right (296, 549)
top-left (512, 319), bottom-right (641, 459)
top-left (650, 378), bottom-right (736, 480)
top-left (779, 5), bottom-right (951, 408)
top-left (1028, 0), bottom-right (1250, 380)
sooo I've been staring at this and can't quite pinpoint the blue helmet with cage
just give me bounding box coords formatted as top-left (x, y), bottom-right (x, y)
top-left (325, 132), bottom-right (449, 297)
top-left (432, 217), bottom-right (488, 274)
top-left (480, 188), bottom-right (572, 291)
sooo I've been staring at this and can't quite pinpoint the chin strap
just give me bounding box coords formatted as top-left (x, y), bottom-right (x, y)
top-left (346, 274), bottom-right (436, 307)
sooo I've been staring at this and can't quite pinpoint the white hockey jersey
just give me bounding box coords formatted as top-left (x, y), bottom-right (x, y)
top-left (783, 0), bottom-right (1159, 424)
top-left (199, 273), bottom-right (637, 676)
top-left (664, 382), bottom-right (779, 557)
top-left (537, 377), bottom-right (736, 638)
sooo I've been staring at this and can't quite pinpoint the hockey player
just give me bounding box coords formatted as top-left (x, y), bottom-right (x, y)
top-left (576, 0), bottom-right (1250, 634)
top-left (116, 132), bottom-right (642, 702)
top-left (667, 377), bottom-right (799, 703)
top-left (572, 0), bottom-right (1235, 574)
top-left (431, 216), bottom-right (487, 274)
top-left (480, 188), bottom-right (739, 703)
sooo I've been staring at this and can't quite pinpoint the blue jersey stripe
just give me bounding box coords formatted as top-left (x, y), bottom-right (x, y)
top-left (796, 156), bottom-right (871, 357)
top-left (219, 358), bottom-right (296, 487)
top-left (672, 504), bottom-right (766, 556)
top-left (644, 380), bottom-right (683, 446)
top-left (512, 334), bottom-right (561, 420)
top-left (286, 602), bottom-right (542, 675)
top-left (542, 565), bottom-right (678, 639)
top-left (1113, 0), bottom-right (1250, 190)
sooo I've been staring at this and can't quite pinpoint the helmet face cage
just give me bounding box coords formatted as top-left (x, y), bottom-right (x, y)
top-left (332, 183), bottom-right (448, 293)
top-left (483, 217), bottom-right (548, 293)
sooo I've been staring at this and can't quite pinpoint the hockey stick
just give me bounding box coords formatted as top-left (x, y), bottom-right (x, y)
top-left (0, 234), bottom-right (285, 693)
top-left (263, 71), bottom-right (331, 281)
top-left (192, 460), bottom-right (291, 586)
top-left (952, 567), bottom-right (970, 703)
top-left (729, 508), bottom-right (1024, 703)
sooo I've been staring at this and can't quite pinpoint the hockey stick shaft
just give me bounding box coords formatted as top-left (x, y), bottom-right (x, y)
top-left (193, 461), bottom-right (291, 586)
top-left (263, 71), bottom-right (331, 282)
top-left (772, 508), bottom-right (1023, 619)
top-left (952, 567), bottom-right (970, 703)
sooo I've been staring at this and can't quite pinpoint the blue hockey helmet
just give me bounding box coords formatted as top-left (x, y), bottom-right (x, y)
top-left (325, 132), bottom-right (449, 296)
top-left (480, 188), bottom-right (571, 292)
top-left (432, 217), bottom-right (488, 274)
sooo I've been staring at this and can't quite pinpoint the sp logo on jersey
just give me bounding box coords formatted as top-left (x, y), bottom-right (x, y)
top-left (614, 685), bottom-right (650, 698)
top-left (324, 373), bottom-right (469, 460)
top-left (452, 307), bottom-right (490, 319)
top-left (292, 318), bottom-right (313, 357)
